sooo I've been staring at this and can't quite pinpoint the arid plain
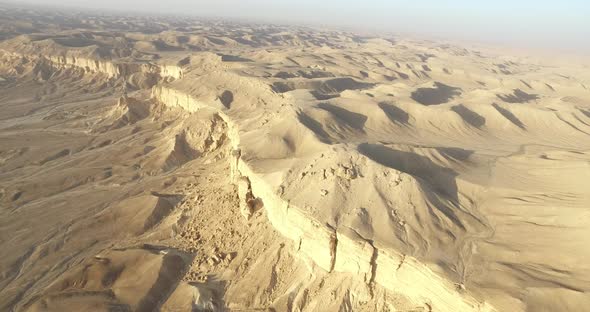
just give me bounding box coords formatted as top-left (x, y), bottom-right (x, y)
top-left (0, 4), bottom-right (589, 312)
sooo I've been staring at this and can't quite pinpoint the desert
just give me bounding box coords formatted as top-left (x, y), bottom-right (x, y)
top-left (0, 2), bottom-right (589, 311)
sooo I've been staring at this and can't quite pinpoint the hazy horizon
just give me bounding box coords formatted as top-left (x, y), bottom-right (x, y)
top-left (9, 0), bottom-right (590, 53)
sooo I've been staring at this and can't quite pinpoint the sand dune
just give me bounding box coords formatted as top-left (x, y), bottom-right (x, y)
top-left (0, 3), bottom-right (589, 312)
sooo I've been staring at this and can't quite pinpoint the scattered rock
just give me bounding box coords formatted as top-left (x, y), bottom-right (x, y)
top-left (237, 176), bottom-right (256, 220)
top-left (336, 164), bottom-right (357, 180)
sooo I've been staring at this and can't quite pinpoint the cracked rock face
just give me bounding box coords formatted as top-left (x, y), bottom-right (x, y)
top-left (237, 176), bottom-right (256, 220)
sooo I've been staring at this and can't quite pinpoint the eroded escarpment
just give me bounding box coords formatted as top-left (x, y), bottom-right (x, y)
top-left (152, 85), bottom-right (497, 312)
top-left (0, 50), bottom-right (183, 85)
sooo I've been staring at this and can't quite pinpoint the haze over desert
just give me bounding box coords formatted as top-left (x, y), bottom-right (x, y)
top-left (0, 2), bottom-right (589, 312)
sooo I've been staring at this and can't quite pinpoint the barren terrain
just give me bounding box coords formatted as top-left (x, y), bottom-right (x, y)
top-left (1, 4), bottom-right (589, 312)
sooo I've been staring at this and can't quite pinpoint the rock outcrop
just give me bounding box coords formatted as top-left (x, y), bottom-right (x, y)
top-left (152, 85), bottom-right (496, 312)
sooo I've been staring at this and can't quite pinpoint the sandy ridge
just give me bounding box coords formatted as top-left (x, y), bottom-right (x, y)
top-left (152, 85), bottom-right (497, 312)
top-left (0, 49), bottom-right (183, 80)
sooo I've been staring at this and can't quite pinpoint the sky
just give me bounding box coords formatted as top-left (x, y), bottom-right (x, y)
top-left (15, 0), bottom-right (590, 52)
